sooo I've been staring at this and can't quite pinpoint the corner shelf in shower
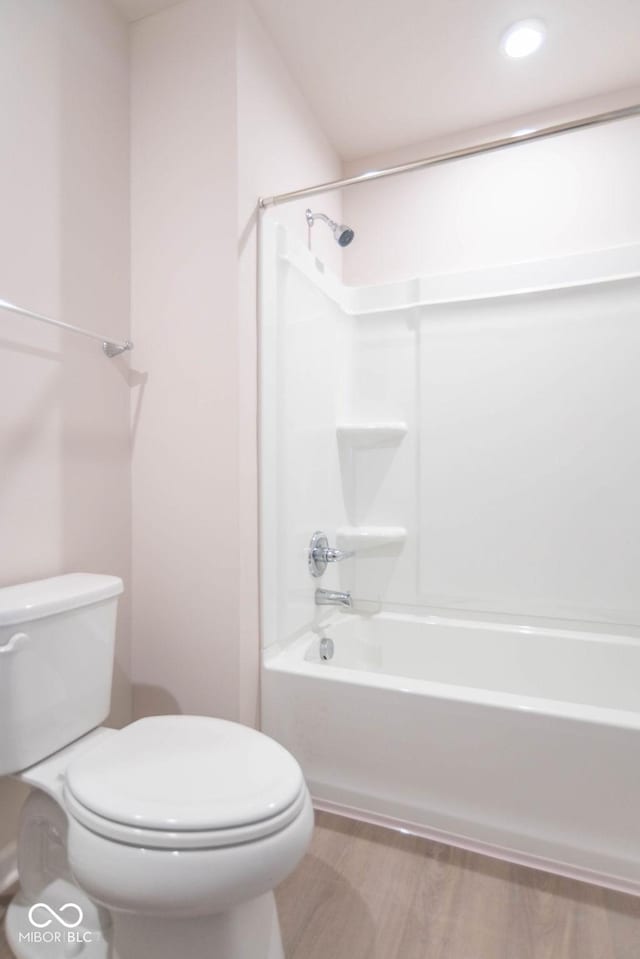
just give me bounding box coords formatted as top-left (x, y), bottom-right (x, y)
top-left (336, 421), bottom-right (408, 448)
top-left (336, 526), bottom-right (407, 549)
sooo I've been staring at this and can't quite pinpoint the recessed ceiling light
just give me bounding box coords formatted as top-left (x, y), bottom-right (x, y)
top-left (501, 19), bottom-right (546, 59)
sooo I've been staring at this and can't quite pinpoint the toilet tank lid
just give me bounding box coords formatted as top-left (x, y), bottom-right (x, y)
top-left (0, 574), bottom-right (123, 627)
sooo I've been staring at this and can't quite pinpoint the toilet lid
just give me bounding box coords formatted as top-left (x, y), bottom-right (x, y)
top-left (64, 716), bottom-right (305, 833)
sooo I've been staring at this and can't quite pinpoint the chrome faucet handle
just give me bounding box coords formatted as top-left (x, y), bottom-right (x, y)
top-left (308, 531), bottom-right (355, 578)
top-left (322, 546), bottom-right (355, 563)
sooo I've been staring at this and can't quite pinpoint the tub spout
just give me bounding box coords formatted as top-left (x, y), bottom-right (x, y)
top-left (315, 588), bottom-right (352, 608)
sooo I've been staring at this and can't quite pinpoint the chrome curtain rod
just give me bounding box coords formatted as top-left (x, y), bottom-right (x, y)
top-left (259, 103), bottom-right (640, 208)
top-left (0, 298), bottom-right (133, 358)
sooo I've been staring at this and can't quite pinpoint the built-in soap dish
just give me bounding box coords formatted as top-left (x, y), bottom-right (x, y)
top-left (336, 526), bottom-right (407, 549)
top-left (336, 422), bottom-right (408, 448)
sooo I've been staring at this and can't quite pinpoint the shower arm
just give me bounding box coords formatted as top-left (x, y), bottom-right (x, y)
top-left (305, 210), bottom-right (337, 230)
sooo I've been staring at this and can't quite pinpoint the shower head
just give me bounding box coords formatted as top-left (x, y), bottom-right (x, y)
top-left (305, 208), bottom-right (355, 247)
top-left (335, 224), bottom-right (355, 247)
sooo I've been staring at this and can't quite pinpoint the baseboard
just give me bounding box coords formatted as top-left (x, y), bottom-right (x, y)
top-left (0, 842), bottom-right (18, 897)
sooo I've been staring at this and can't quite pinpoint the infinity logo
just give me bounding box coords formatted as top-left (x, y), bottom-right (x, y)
top-left (28, 903), bottom-right (84, 929)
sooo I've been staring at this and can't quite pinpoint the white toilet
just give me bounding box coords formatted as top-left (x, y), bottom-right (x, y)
top-left (0, 574), bottom-right (313, 959)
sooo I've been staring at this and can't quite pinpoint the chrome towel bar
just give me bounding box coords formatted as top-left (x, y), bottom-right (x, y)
top-left (0, 297), bottom-right (133, 358)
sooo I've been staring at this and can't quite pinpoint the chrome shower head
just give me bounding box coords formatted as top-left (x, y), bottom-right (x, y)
top-left (335, 224), bottom-right (355, 247)
top-left (305, 208), bottom-right (355, 247)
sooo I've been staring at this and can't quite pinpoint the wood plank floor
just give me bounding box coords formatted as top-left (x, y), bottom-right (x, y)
top-left (0, 900), bottom-right (12, 959)
top-left (1, 811), bottom-right (639, 957)
top-left (275, 811), bottom-right (640, 959)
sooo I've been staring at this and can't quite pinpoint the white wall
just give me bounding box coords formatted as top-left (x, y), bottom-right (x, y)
top-left (237, 0), bottom-right (343, 694)
top-left (0, 0), bottom-right (131, 878)
top-left (130, 0), bottom-right (241, 720)
top-left (129, 0), bottom-right (343, 723)
top-left (0, 0), bottom-right (346, 876)
top-left (238, 0), bottom-right (343, 263)
top-left (343, 92), bottom-right (640, 286)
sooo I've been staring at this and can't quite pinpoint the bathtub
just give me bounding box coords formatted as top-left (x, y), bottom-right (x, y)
top-left (262, 611), bottom-right (640, 894)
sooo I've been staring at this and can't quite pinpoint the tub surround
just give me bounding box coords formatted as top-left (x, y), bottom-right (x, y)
top-left (260, 217), bottom-right (640, 893)
top-left (261, 219), bottom-right (640, 626)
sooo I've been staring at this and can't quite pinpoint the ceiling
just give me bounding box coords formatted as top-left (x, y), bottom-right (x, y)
top-left (250, 0), bottom-right (640, 159)
top-left (113, 0), bottom-right (640, 159)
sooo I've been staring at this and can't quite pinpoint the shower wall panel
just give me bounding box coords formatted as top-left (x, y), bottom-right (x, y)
top-left (261, 219), bottom-right (640, 646)
top-left (417, 277), bottom-right (640, 623)
top-left (261, 224), bottom-right (350, 647)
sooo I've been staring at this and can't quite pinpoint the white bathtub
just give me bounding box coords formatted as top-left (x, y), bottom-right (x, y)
top-left (262, 611), bottom-right (640, 894)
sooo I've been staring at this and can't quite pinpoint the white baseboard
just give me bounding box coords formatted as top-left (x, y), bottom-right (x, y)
top-left (0, 841), bottom-right (18, 897)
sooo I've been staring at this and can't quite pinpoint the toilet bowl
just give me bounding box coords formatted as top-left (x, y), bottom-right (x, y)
top-left (1, 575), bottom-right (313, 959)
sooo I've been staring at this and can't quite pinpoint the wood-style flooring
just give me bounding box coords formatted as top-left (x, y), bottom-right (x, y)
top-left (0, 900), bottom-right (12, 959)
top-left (1, 810), bottom-right (639, 957)
top-left (275, 811), bottom-right (640, 959)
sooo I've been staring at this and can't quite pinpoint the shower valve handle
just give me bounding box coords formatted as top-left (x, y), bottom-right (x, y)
top-left (308, 531), bottom-right (354, 578)
top-left (318, 546), bottom-right (354, 563)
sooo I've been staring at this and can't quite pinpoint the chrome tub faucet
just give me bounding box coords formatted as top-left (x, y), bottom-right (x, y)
top-left (315, 588), bottom-right (353, 608)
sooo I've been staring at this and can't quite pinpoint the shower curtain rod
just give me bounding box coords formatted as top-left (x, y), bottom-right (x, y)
top-left (0, 297), bottom-right (133, 357)
top-left (259, 103), bottom-right (640, 208)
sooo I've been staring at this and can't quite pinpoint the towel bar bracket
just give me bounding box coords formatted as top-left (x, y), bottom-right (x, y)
top-left (103, 340), bottom-right (134, 358)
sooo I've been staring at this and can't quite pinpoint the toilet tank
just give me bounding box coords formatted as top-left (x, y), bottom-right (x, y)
top-left (0, 574), bottom-right (123, 776)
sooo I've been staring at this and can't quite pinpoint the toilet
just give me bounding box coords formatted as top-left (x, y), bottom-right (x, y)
top-left (0, 574), bottom-right (313, 959)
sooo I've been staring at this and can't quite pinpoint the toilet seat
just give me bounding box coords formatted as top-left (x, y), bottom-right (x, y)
top-left (64, 782), bottom-right (309, 849)
top-left (63, 715), bottom-right (307, 849)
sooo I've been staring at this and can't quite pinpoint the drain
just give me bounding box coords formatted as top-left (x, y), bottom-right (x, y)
top-left (319, 636), bottom-right (334, 661)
